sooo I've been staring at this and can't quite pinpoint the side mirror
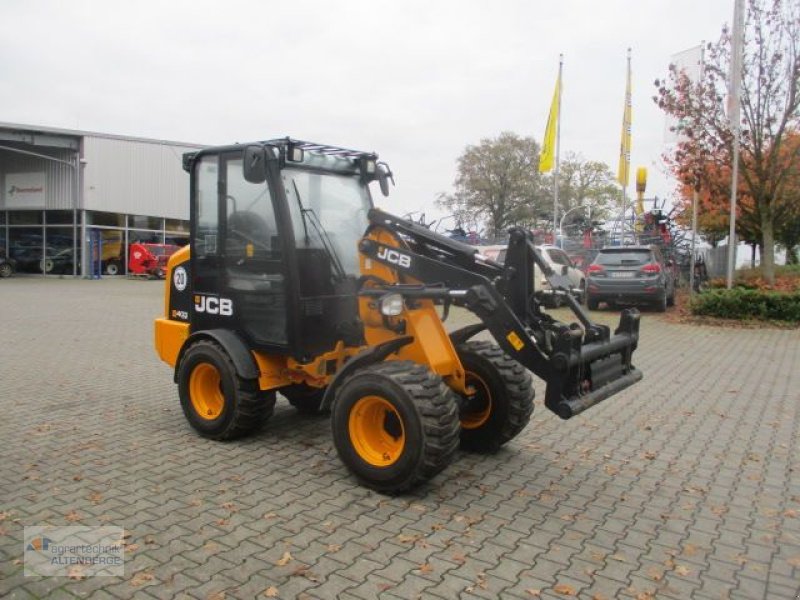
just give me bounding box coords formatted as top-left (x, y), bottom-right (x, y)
top-left (377, 162), bottom-right (394, 197)
top-left (561, 265), bottom-right (569, 276)
top-left (243, 146), bottom-right (267, 183)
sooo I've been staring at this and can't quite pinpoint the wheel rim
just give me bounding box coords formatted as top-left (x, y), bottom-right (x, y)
top-left (460, 372), bottom-right (492, 429)
top-left (0, 264), bottom-right (11, 277)
top-left (348, 395), bottom-right (405, 466)
top-left (189, 363), bottom-right (225, 420)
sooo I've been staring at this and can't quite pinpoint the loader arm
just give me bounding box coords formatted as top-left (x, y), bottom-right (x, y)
top-left (360, 209), bottom-right (642, 419)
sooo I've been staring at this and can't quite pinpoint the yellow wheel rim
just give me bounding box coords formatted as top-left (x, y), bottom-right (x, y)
top-left (348, 396), bottom-right (405, 467)
top-left (460, 372), bottom-right (492, 430)
top-left (189, 363), bottom-right (225, 420)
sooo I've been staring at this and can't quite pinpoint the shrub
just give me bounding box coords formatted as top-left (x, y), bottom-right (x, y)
top-left (690, 288), bottom-right (800, 322)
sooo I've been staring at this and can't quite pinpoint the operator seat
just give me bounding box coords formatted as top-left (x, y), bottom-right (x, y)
top-left (226, 210), bottom-right (274, 258)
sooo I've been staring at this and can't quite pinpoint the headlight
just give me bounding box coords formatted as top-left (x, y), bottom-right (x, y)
top-left (380, 293), bottom-right (404, 316)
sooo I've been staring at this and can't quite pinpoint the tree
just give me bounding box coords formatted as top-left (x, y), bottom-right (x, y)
top-left (775, 132), bottom-right (800, 262)
top-left (437, 132), bottom-right (546, 239)
top-left (438, 135), bottom-right (619, 240)
top-left (655, 0), bottom-right (800, 284)
top-left (549, 152), bottom-right (619, 230)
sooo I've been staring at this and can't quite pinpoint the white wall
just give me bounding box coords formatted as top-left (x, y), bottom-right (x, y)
top-left (82, 136), bottom-right (201, 220)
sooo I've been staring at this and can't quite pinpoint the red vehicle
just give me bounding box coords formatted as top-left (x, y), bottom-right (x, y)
top-left (128, 243), bottom-right (179, 278)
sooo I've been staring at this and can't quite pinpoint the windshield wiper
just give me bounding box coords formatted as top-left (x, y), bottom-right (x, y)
top-left (291, 180), bottom-right (347, 281)
top-left (292, 180), bottom-right (311, 246)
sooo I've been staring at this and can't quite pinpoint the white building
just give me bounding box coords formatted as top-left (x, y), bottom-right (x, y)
top-left (0, 122), bottom-right (203, 277)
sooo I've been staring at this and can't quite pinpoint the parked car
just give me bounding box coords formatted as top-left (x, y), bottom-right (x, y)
top-left (12, 245), bottom-right (56, 273)
top-left (476, 244), bottom-right (585, 306)
top-left (535, 245), bottom-right (586, 306)
top-left (585, 245), bottom-right (676, 312)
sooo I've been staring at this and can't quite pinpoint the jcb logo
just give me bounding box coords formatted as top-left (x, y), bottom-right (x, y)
top-left (376, 246), bottom-right (412, 269)
top-left (194, 295), bottom-right (233, 316)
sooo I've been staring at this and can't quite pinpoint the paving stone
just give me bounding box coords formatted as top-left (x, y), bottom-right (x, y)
top-left (1, 280), bottom-right (799, 599)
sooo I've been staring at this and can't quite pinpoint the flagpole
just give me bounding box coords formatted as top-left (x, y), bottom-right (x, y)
top-left (619, 48), bottom-right (632, 244)
top-left (554, 54), bottom-right (563, 246)
top-left (726, 0), bottom-right (744, 288)
top-left (689, 43), bottom-right (705, 297)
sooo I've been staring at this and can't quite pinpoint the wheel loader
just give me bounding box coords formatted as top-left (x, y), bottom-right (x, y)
top-left (154, 138), bottom-right (642, 493)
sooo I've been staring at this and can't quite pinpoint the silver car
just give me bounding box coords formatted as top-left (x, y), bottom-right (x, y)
top-left (476, 244), bottom-right (585, 306)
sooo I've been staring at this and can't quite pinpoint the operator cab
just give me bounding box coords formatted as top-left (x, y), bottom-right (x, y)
top-left (182, 138), bottom-right (393, 362)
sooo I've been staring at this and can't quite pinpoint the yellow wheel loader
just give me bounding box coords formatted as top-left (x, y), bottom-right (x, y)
top-left (155, 138), bottom-right (642, 493)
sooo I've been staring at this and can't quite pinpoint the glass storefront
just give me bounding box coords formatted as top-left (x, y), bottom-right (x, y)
top-left (0, 210), bottom-right (189, 276)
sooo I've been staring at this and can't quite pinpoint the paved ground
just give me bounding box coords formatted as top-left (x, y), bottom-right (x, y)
top-left (0, 277), bottom-right (798, 599)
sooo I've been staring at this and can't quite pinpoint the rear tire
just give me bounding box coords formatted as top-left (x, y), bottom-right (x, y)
top-left (282, 383), bottom-right (326, 415)
top-left (178, 340), bottom-right (275, 440)
top-left (455, 341), bottom-right (534, 453)
top-left (332, 361), bottom-right (460, 494)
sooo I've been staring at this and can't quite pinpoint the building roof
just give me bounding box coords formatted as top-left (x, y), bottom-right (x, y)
top-left (0, 121), bottom-right (206, 149)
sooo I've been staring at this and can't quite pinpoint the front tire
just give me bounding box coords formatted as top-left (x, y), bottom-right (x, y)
top-left (177, 340), bottom-right (275, 440)
top-left (0, 263), bottom-right (12, 278)
top-left (455, 341), bottom-right (534, 453)
top-left (586, 294), bottom-right (599, 310)
top-left (332, 361), bottom-right (460, 494)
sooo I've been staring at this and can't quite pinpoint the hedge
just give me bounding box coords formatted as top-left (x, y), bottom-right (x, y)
top-left (690, 288), bottom-right (800, 322)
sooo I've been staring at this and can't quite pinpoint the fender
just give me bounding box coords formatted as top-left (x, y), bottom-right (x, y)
top-left (174, 329), bottom-right (260, 383)
top-left (320, 336), bottom-right (414, 411)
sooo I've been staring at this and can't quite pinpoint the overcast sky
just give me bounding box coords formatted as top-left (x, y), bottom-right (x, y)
top-left (1, 0), bottom-right (735, 225)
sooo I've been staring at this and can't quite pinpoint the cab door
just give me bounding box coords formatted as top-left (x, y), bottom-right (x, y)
top-left (190, 150), bottom-right (288, 350)
top-left (221, 151), bottom-right (287, 348)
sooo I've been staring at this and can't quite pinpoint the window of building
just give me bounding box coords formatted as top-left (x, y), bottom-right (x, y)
top-left (9, 227), bottom-right (43, 273)
top-left (87, 211), bottom-right (126, 227)
top-left (128, 215), bottom-right (163, 230)
top-left (165, 218), bottom-right (189, 233)
top-left (45, 211), bottom-right (74, 225)
top-left (43, 227), bottom-right (76, 275)
top-left (165, 234), bottom-right (189, 247)
top-left (9, 211), bottom-right (43, 226)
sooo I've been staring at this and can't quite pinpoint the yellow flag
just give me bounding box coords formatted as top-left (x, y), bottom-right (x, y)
top-left (539, 74), bottom-right (561, 173)
top-left (617, 57), bottom-right (632, 186)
